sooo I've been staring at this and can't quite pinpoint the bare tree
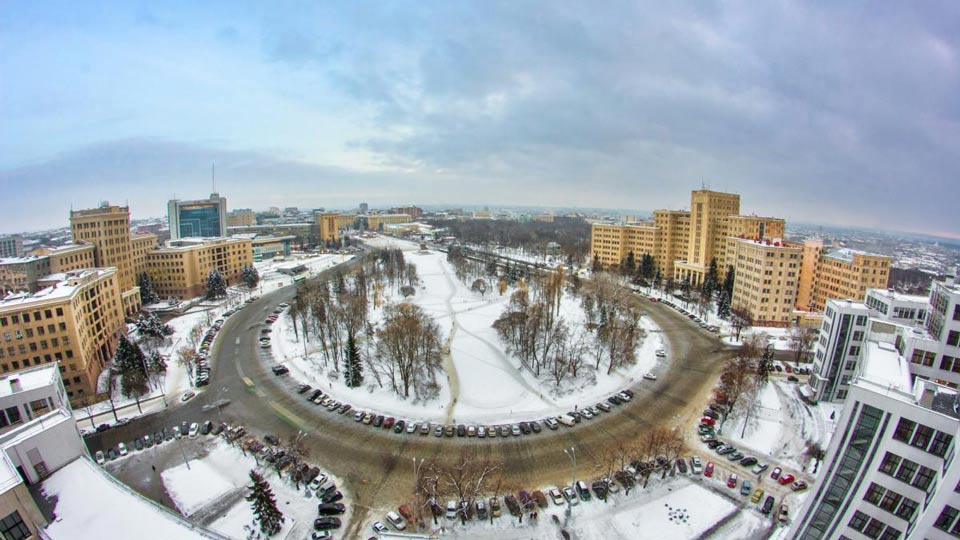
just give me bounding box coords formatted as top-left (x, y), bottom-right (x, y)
top-left (376, 303), bottom-right (443, 399)
top-left (714, 351), bottom-right (761, 436)
top-left (730, 304), bottom-right (753, 341)
top-left (789, 325), bottom-right (817, 366)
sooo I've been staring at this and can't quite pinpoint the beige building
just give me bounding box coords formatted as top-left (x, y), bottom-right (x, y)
top-left (1, 245), bottom-right (96, 294)
top-left (69, 205), bottom-right (141, 315)
top-left (727, 237), bottom-right (802, 326)
top-left (145, 238), bottom-right (253, 300)
top-left (336, 214), bottom-right (357, 231)
top-left (0, 236), bottom-right (24, 259)
top-left (365, 213), bottom-right (413, 231)
top-left (226, 209), bottom-right (257, 228)
top-left (0, 269), bottom-right (124, 403)
top-left (130, 233), bottom-right (158, 280)
top-left (807, 246), bottom-right (891, 313)
top-left (314, 212), bottom-right (340, 244)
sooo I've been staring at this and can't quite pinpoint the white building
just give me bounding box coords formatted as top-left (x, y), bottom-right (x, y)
top-left (864, 289), bottom-right (928, 326)
top-left (792, 343), bottom-right (960, 540)
top-left (0, 364), bottom-right (70, 434)
top-left (807, 300), bottom-right (872, 402)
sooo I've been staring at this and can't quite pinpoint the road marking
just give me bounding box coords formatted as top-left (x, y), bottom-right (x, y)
top-left (270, 401), bottom-right (306, 429)
top-left (243, 377), bottom-right (254, 387)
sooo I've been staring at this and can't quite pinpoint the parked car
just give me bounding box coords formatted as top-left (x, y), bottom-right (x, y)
top-left (740, 480), bottom-right (753, 496)
top-left (792, 480), bottom-right (808, 492)
top-left (181, 391), bottom-right (195, 402)
top-left (751, 489), bottom-right (764, 504)
top-left (727, 473), bottom-right (738, 488)
top-left (762, 496), bottom-right (775, 515)
top-left (544, 417), bottom-right (559, 430)
top-left (549, 488), bottom-right (565, 505)
top-left (504, 495), bottom-right (521, 516)
top-left (313, 517), bottom-right (341, 530)
top-left (770, 467), bottom-right (782, 480)
top-left (690, 456), bottom-right (703, 474)
top-left (705, 462), bottom-right (715, 477)
top-left (489, 497), bottom-right (502, 517)
top-left (385, 511), bottom-right (406, 530)
top-left (779, 503), bottom-right (789, 523)
top-left (317, 503), bottom-right (346, 515)
top-left (95, 451), bottom-right (105, 465)
top-left (676, 458), bottom-right (688, 474)
top-left (778, 473), bottom-right (796, 486)
top-left (575, 480), bottom-right (591, 501)
top-left (591, 480), bottom-right (608, 500)
top-left (752, 463), bottom-right (769, 474)
top-left (475, 500), bottom-right (488, 520)
top-left (322, 491), bottom-right (343, 504)
top-left (562, 486), bottom-right (579, 505)
top-left (740, 456), bottom-right (757, 467)
top-left (533, 490), bottom-right (548, 508)
top-left (445, 500), bottom-right (458, 520)
top-left (118, 442), bottom-right (128, 457)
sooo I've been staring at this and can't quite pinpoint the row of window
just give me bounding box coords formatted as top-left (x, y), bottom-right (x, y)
top-left (892, 417), bottom-right (953, 458)
top-left (848, 510), bottom-right (901, 540)
top-left (3, 322), bottom-right (69, 341)
top-left (877, 452), bottom-right (937, 492)
top-left (0, 307), bottom-right (66, 327)
top-left (863, 482), bottom-right (920, 521)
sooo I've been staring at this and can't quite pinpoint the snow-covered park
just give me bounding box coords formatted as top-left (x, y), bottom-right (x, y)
top-left (269, 236), bottom-right (666, 424)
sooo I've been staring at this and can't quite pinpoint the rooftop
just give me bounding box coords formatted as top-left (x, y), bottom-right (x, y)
top-left (823, 247), bottom-right (887, 263)
top-left (865, 288), bottom-right (929, 304)
top-left (0, 269), bottom-right (113, 308)
top-left (0, 365), bottom-right (60, 399)
top-left (858, 340), bottom-right (912, 392)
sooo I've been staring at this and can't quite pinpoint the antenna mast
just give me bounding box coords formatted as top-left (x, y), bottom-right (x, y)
top-left (211, 162), bottom-right (216, 193)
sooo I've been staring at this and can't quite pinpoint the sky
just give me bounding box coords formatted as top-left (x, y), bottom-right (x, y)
top-left (1, 1), bottom-right (959, 238)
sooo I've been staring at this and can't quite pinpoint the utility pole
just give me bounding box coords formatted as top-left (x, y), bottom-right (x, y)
top-left (563, 447), bottom-right (577, 519)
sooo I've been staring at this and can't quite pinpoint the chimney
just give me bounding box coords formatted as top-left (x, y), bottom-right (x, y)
top-left (9, 378), bottom-right (21, 393)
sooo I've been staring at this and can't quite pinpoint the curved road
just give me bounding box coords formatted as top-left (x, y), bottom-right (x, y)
top-left (87, 259), bottom-right (734, 538)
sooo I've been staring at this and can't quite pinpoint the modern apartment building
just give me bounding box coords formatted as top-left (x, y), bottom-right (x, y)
top-left (0, 237), bottom-right (23, 259)
top-left (168, 193), bottom-right (228, 240)
top-left (69, 204), bottom-right (141, 315)
top-left (144, 238), bottom-right (252, 300)
top-left (0, 269), bottom-right (124, 403)
top-left (727, 237), bottom-right (802, 326)
top-left (226, 208), bottom-right (256, 228)
top-left (792, 364), bottom-right (960, 540)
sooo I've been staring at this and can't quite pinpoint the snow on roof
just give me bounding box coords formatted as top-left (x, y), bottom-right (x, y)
top-left (42, 458), bottom-right (227, 540)
top-left (859, 341), bottom-right (911, 392)
top-left (0, 364), bottom-right (59, 398)
top-left (0, 409), bottom-right (72, 448)
top-left (1, 269), bottom-right (112, 307)
top-left (866, 288), bottom-right (928, 304)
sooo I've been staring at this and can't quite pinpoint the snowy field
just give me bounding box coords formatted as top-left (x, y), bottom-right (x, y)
top-left (271, 236), bottom-right (665, 423)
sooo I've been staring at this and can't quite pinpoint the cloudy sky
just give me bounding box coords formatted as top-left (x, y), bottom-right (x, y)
top-left (1, 1), bottom-right (958, 237)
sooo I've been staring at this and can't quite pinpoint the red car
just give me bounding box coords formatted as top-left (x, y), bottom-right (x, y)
top-left (700, 417), bottom-right (716, 426)
top-left (727, 474), bottom-right (738, 488)
top-left (705, 462), bottom-right (715, 477)
top-left (770, 467), bottom-right (782, 480)
top-left (383, 417), bottom-right (395, 429)
top-left (778, 474), bottom-right (796, 486)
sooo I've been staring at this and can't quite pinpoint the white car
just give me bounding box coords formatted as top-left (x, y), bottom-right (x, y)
top-left (180, 391), bottom-right (195, 402)
top-left (95, 451), bottom-right (106, 465)
top-left (385, 511), bottom-right (407, 530)
top-left (656, 349), bottom-right (666, 358)
top-left (309, 474), bottom-right (328, 491)
top-left (445, 500), bottom-right (458, 519)
top-left (691, 456), bottom-right (703, 475)
top-left (117, 442), bottom-right (128, 457)
top-left (188, 423), bottom-right (200, 438)
top-left (643, 372), bottom-right (657, 380)
top-left (371, 521), bottom-right (388, 534)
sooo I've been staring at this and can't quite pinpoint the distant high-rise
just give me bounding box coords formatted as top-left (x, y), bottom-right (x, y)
top-left (168, 193), bottom-right (227, 240)
top-left (70, 203), bottom-right (141, 314)
top-left (359, 202), bottom-right (369, 214)
top-left (0, 235), bottom-right (24, 258)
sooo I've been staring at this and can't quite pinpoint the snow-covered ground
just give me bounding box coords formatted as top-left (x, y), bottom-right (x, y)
top-left (160, 440), bottom-right (351, 540)
top-left (271, 237), bottom-right (665, 424)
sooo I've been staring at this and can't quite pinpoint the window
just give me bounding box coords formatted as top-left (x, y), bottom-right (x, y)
top-left (950, 331), bottom-right (960, 347)
top-left (878, 526), bottom-right (901, 540)
top-left (849, 345), bottom-right (861, 356)
top-left (856, 315), bottom-right (868, 326)
top-left (896, 498), bottom-right (918, 521)
top-left (863, 518), bottom-right (885, 539)
top-left (935, 505), bottom-right (959, 531)
top-left (853, 330), bottom-right (865, 341)
top-left (931, 431), bottom-right (954, 457)
top-left (880, 452), bottom-right (902, 475)
top-left (879, 490), bottom-right (902, 512)
top-left (0, 510), bottom-right (31, 540)
top-left (913, 465), bottom-right (936, 491)
top-left (911, 424), bottom-right (933, 449)
top-left (849, 510), bottom-right (870, 531)
top-left (893, 418), bottom-right (916, 442)
top-left (865, 483), bottom-right (885, 505)
top-left (895, 459), bottom-right (918, 483)
top-left (845, 361), bottom-right (857, 371)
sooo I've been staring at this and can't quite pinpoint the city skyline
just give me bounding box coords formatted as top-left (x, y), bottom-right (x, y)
top-left (2, 2), bottom-right (959, 238)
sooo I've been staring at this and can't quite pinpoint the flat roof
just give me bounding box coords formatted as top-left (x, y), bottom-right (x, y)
top-left (0, 365), bottom-right (59, 398)
top-left (865, 288), bottom-right (929, 304)
top-left (0, 269), bottom-right (112, 308)
top-left (859, 341), bottom-right (911, 392)
top-left (41, 458), bottom-right (223, 540)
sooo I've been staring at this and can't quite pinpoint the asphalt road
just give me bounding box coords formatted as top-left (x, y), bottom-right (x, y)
top-left (87, 258), bottom-right (735, 539)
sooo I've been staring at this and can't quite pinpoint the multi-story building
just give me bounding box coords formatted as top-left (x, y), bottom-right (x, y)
top-left (227, 223), bottom-right (314, 245)
top-left (167, 193), bottom-right (227, 240)
top-left (359, 202), bottom-right (368, 214)
top-left (792, 357), bottom-right (960, 540)
top-left (69, 204), bottom-right (141, 315)
top-left (0, 269), bottom-right (124, 403)
top-left (226, 208), bottom-right (256, 228)
top-left (1, 245), bottom-right (97, 294)
top-left (365, 214), bottom-right (413, 231)
top-left (391, 206), bottom-right (424, 220)
top-left (864, 289), bottom-right (928, 327)
top-left (130, 233), bottom-right (158, 280)
top-left (336, 214), bottom-right (357, 232)
top-left (0, 237), bottom-right (23, 259)
top-left (807, 299), bottom-right (873, 403)
top-left (314, 212), bottom-right (340, 244)
top-left (0, 364), bottom-right (70, 434)
top-left (807, 247), bottom-right (892, 313)
top-left (144, 238), bottom-right (252, 300)
top-left (727, 237), bottom-right (801, 326)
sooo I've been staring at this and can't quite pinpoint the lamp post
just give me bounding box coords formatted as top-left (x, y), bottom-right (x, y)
top-left (413, 457), bottom-right (424, 530)
top-left (563, 447), bottom-right (577, 518)
top-left (216, 386), bottom-right (229, 424)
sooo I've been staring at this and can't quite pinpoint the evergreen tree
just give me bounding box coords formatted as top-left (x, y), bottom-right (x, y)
top-left (148, 350), bottom-right (167, 374)
top-left (717, 289), bottom-right (731, 319)
top-left (241, 264), bottom-right (260, 289)
top-left (136, 313), bottom-right (173, 339)
top-left (652, 269), bottom-right (662, 290)
top-left (246, 470), bottom-right (284, 536)
top-left (640, 254), bottom-right (655, 281)
top-left (591, 254), bottom-right (601, 273)
top-left (702, 258), bottom-right (719, 301)
top-left (622, 251), bottom-right (636, 275)
top-left (113, 335), bottom-right (150, 405)
top-left (206, 269), bottom-right (228, 299)
top-left (137, 272), bottom-right (160, 305)
top-left (723, 265), bottom-right (736, 297)
top-left (344, 332), bottom-right (363, 387)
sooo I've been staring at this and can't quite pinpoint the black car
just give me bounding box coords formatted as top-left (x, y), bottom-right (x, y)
top-left (322, 491), bottom-right (343, 504)
top-left (676, 458), bottom-right (688, 474)
top-left (107, 448), bottom-right (118, 460)
top-left (621, 388), bottom-right (634, 398)
top-left (706, 440), bottom-right (723, 449)
top-left (212, 423), bottom-right (225, 436)
top-left (180, 421), bottom-right (189, 436)
top-left (394, 420), bottom-right (406, 433)
top-left (296, 384), bottom-right (312, 394)
top-left (591, 480), bottom-right (608, 500)
top-left (155, 431), bottom-right (164, 444)
top-left (313, 517), bottom-right (341, 530)
top-left (96, 424), bottom-right (111, 432)
top-left (519, 422), bottom-right (531, 434)
top-left (317, 503), bottom-right (346, 515)
top-left (608, 395), bottom-right (622, 406)
top-left (264, 435), bottom-right (280, 446)
top-left (529, 421), bottom-right (541, 433)
top-left (309, 389), bottom-right (323, 401)
top-left (201, 421), bottom-right (213, 435)
top-left (762, 495), bottom-right (776, 514)
top-left (457, 424), bottom-right (466, 437)
top-left (373, 415), bottom-right (384, 427)
top-left (271, 365), bottom-right (289, 376)
top-left (740, 456), bottom-right (758, 467)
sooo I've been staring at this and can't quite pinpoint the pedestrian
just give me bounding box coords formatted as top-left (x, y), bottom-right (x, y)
top-left (151, 464), bottom-right (156, 472)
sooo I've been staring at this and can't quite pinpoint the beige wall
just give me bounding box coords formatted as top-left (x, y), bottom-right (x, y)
top-left (70, 206), bottom-right (140, 315)
top-left (796, 239), bottom-right (823, 311)
top-left (728, 238), bottom-right (801, 326)
top-left (315, 213), bottom-right (339, 243)
top-left (146, 239), bottom-right (253, 300)
top-left (810, 251), bottom-right (891, 312)
top-left (129, 233), bottom-right (158, 279)
top-left (336, 214), bottom-right (357, 231)
top-left (686, 190), bottom-right (740, 268)
top-left (0, 269), bottom-right (123, 403)
top-left (0, 483), bottom-right (45, 534)
top-left (367, 214), bottom-right (413, 230)
top-left (227, 209), bottom-right (256, 227)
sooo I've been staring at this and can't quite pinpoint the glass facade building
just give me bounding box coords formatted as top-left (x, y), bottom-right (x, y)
top-left (168, 194), bottom-right (227, 240)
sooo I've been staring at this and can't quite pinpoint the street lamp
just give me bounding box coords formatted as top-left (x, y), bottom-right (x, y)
top-left (216, 386), bottom-right (229, 424)
top-left (563, 447), bottom-right (577, 518)
top-left (413, 457), bottom-right (425, 530)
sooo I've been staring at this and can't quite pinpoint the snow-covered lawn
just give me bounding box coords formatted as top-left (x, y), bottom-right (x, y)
top-left (162, 444), bottom-right (240, 516)
top-left (271, 237), bottom-right (665, 424)
top-left (722, 382), bottom-right (784, 457)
